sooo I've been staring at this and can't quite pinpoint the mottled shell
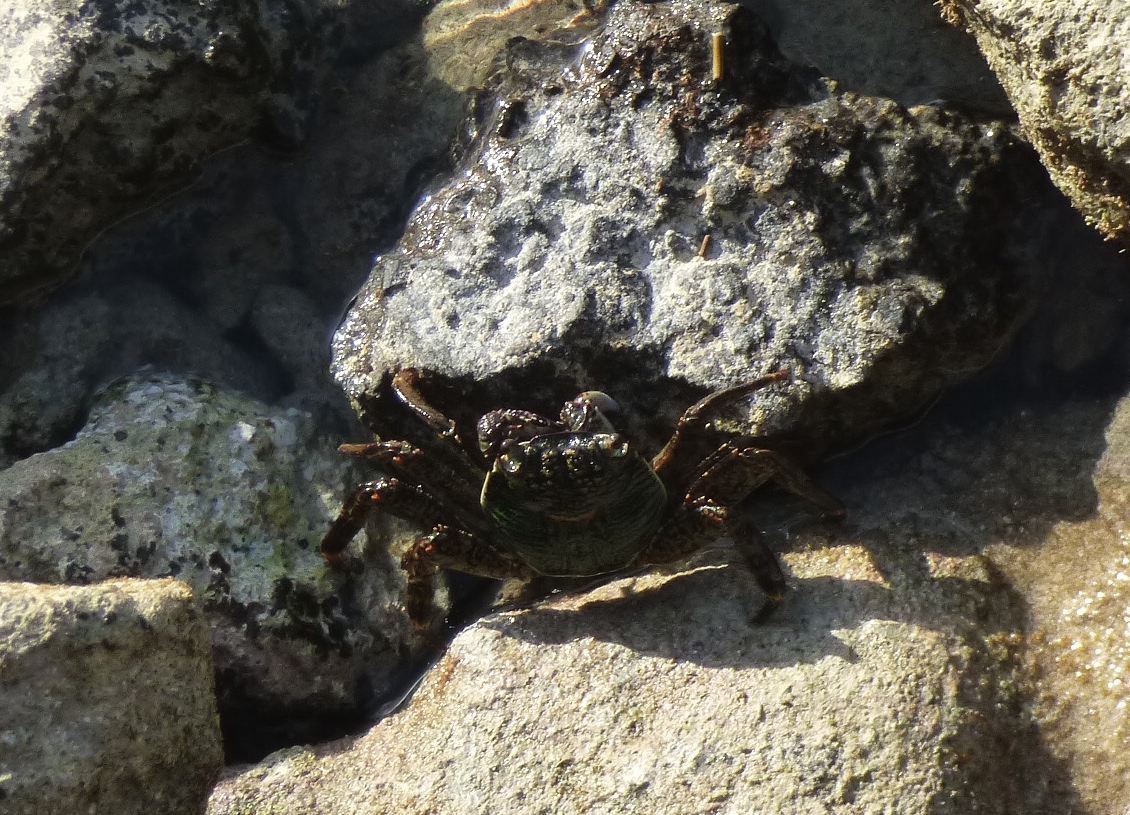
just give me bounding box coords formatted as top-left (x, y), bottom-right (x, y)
top-left (480, 432), bottom-right (667, 575)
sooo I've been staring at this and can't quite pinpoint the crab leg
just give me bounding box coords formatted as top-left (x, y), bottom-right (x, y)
top-left (634, 503), bottom-right (789, 621)
top-left (401, 527), bottom-right (534, 631)
top-left (336, 439), bottom-right (484, 521)
top-left (651, 370), bottom-right (790, 489)
top-left (320, 477), bottom-right (487, 563)
top-left (685, 443), bottom-right (844, 519)
top-left (391, 368), bottom-right (460, 440)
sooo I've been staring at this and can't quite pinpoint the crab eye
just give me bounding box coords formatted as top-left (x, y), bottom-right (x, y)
top-left (598, 435), bottom-right (629, 457)
top-left (499, 441), bottom-right (525, 473)
top-left (562, 391), bottom-right (621, 432)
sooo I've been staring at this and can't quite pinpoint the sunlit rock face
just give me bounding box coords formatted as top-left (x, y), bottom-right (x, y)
top-left (333, 0), bottom-right (1058, 456)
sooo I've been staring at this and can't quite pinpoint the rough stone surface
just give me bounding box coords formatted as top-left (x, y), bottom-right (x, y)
top-left (0, 578), bottom-right (222, 815)
top-left (743, 0), bottom-right (1009, 111)
top-left (0, 0), bottom-right (610, 470)
top-left (333, 0), bottom-right (1056, 455)
top-left (941, 0), bottom-right (1130, 243)
top-left (828, 384), bottom-right (1129, 815)
top-left (0, 281), bottom-right (288, 469)
top-left (422, 0), bottom-right (607, 92)
top-left (0, 372), bottom-right (422, 750)
top-left (988, 394), bottom-right (1130, 813)
top-left (0, 0), bottom-right (340, 304)
top-left (205, 531), bottom-right (1047, 814)
top-left (207, 360), bottom-right (1130, 814)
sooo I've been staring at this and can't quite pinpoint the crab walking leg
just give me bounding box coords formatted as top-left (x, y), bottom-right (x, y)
top-left (723, 505), bottom-right (790, 622)
top-left (336, 439), bottom-right (485, 522)
top-left (634, 503), bottom-right (788, 620)
top-left (686, 443), bottom-right (845, 519)
top-left (400, 527), bottom-right (535, 630)
top-left (321, 477), bottom-right (484, 563)
top-left (652, 370), bottom-right (790, 485)
top-left (391, 367), bottom-right (459, 439)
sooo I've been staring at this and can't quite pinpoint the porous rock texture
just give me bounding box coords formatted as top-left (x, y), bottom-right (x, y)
top-left (205, 532), bottom-right (1051, 814)
top-left (0, 578), bottom-right (222, 815)
top-left (994, 392), bottom-right (1130, 813)
top-left (332, 0), bottom-right (1057, 455)
top-left (210, 338), bottom-right (1130, 815)
top-left (0, 371), bottom-right (421, 752)
top-left (940, 0), bottom-right (1130, 243)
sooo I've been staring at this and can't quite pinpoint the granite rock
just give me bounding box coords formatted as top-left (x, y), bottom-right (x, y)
top-left (0, 578), bottom-right (222, 815)
top-left (0, 372), bottom-right (422, 754)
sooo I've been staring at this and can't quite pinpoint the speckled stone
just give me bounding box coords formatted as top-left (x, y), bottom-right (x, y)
top-left (0, 578), bottom-right (221, 815)
top-left (206, 542), bottom-right (1041, 814)
top-left (0, 371), bottom-right (421, 739)
top-left (332, 0), bottom-right (1059, 456)
top-left (0, 0), bottom-right (339, 303)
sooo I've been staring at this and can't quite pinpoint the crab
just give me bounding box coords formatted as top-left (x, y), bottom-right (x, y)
top-left (321, 368), bottom-right (843, 631)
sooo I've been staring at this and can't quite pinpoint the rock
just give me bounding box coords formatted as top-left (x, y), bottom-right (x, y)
top-left (986, 393), bottom-right (1130, 813)
top-left (421, 0), bottom-right (609, 92)
top-left (0, 578), bottom-right (222, 815)
top-left (264, 0), bottom-right (614, 311)
top-left (745, 0), bottom-right (1010, 111)
top-left (827, 381), bottom-right (1130, 814)
top-left (0, 0), bottom-right (605, 469)
top-left (248, 283), bottom-right (347, 418)
top-left (0, 371), bottom-right (422, 755)
top-left (205, 527), bottom-right (1051, 813)
top-left (332, 0), bottom-right (1059, 455)
top-left (939, 0), bottom-right (1130, 243)
top-left (0, 280), bottom-right (286, 468)
top-left (0, 0), bottom-right (343, 304)
top-left (209, 351), bottom-right (1130, 814)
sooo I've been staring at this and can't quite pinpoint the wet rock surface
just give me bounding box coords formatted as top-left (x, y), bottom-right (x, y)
top-left (940, 0), bottom-right (1130, 244)
top-left (0, 372), bottom-right (423, 757)
top-left (333, 0), bottom-right (1056, 455)
top-left (0, 578), bottom-right (222, 815)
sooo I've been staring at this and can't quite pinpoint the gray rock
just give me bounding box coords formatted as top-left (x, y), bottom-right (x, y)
top-left (0, 578), bottom-right (222, 815)
top-left (332, 0), bottom-right (1056, 454)
top-left (939, 0), bottom-right (1130, 243)
top-left (210, 339), bottom-right (1130, 815)
top-left (0, 0), bottom-right (340, 304)
top-left (204, 523), bottom-right (1052, 813)
top-left (743, 0), bottom-right (1010, 111)
top-left (0, 0), bottom-right (562, 468)
top-left (249, 283), bottom-right (346, 416)
top-left (0, 371), bottom-right (422, 739)
top-left (0, 280), bottom-right (285, 468)
top-left (262, 0), bottom-right (612, 309)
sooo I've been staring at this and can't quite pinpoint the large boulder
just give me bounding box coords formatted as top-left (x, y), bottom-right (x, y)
top-left (332, 0), bottom-right (1058, 455)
